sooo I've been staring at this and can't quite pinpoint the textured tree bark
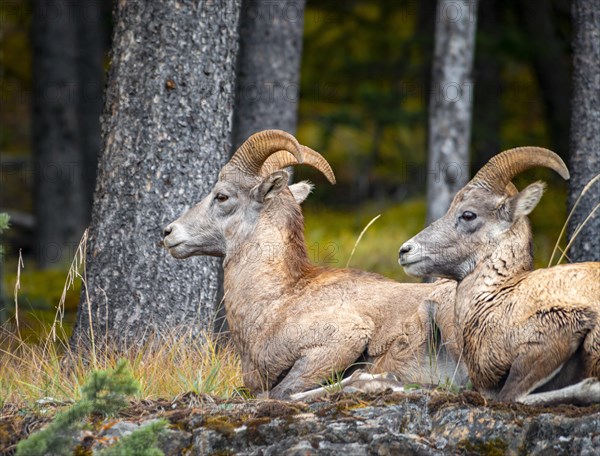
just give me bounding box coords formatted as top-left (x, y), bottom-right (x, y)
top-left (33, 0), bottom-right (86, 268)
top-left (426, 0), bottom-right (478, 224)
top-left (76, 0), bottom-right (106, 221)
top-left (72, 0), bottom-right (241, 346)
top-left (231, 0), bottom-right (306, 150)
top-left (518, 0), bottom-right (571, 162)
top-left (567, 0), bottom-right (600, 262)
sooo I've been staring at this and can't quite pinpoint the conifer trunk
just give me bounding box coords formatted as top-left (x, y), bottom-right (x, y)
top-left (72, 0), bottom-right (242, 346)
top-left (567, 0), bottom-right (600, 262)
top-left (426, 0), bottom-right (478, 224)
top-left (232, 0), bottom-right (306, 149)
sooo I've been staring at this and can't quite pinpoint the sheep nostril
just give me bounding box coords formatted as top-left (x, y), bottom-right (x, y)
top-left (163, 225), bottom-right (173, 238)
top-left (399, 244), bottom-right (413, 257)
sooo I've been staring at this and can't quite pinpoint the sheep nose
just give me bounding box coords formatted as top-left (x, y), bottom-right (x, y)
top-left (163, 225), bottom-right (173, 238)
top-left (399, 243), bottom-right (413, 258)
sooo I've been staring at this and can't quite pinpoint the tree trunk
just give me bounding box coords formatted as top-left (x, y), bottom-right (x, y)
top-left (416, 0), bottom-right (437, 134)
top-left (518, 0), bottom-right (571, 162)
top-left (472, 0), bottom-right (501, 170)
top-left (32, 0), bottom-right (86, 268)
top-left (72, 0), bottom-right (241, 347)
top-left (231, 0), bottom-right (306, 149)
top-left (426, 0), bottom-right (478, 224)
top-left (76, 0), bottom-right (106, 221)
top-left (567, 0), bottom-right (600, 262)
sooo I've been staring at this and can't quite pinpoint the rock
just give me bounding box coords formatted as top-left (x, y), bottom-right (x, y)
top-left (178, 393), bottom-right (599, 454)
top-left (8, 391), bottom-right (600, 455)
top-left (158, 428), bottom-right (192, 456)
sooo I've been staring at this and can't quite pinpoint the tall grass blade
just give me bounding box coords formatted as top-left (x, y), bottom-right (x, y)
top-left (346, 214), bottom-right (381, 268)
top-left (549, 173), bottom-right (600, 266)
top-left (557, 202), bottom-right (600, 264)
top-left (13, 249), bottom-right (23, 336)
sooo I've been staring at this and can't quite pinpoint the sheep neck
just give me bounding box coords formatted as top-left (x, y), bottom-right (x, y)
top-left (223, 197), bottom-right (312, 328)
top-left (455, 219), bottom-right (534, 327)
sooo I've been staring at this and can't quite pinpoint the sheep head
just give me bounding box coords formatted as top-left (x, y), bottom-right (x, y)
top-left (399, 147), bottom-right (569, 281)
top-left (163, 130), bottom-right (335, 259)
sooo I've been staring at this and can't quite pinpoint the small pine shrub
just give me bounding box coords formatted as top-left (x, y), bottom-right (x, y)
top-left (80, 359), bottom-right (140, 416)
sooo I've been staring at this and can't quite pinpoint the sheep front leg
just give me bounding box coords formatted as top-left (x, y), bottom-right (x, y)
top-left (268, 345), bottom-right (366, 400)
top-left (583, 322), bottom-right (600, 378)
top-left (519, 378), bottom-right (600, 406)
top-left (498, 310), bottom-right (595, 402)
top-left (240, 354), bottom-right (270, 395)
top-left (497, 339), bottom-right (581, 402)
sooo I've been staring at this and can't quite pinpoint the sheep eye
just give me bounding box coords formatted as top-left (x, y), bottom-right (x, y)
top-left (460, 211), bottom-right (477, 222)
top-left (215, 193), bottom-right (229, 203)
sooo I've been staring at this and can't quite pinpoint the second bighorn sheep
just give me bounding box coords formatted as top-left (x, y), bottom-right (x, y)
top-left (399, 147), bottom-right (600, 403)
top-left (164, 130), bottom-right (465, 398)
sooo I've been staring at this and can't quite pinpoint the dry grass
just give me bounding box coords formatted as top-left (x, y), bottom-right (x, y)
top-left (0, 230), bottom-right (243, 410)
top-left (0, 326), bottom-right (243, 409)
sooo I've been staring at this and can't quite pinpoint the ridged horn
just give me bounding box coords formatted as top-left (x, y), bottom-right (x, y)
top-left (505, 182), bottom-right (518, 196)
top-left (471, 147), bottom-right (569, 193)
top-left (226, 130), bottom-right (303, 177)
top-left (260, 146), bottom-right (336, 185)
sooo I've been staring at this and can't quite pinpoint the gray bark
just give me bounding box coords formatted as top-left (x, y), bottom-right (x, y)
top-left (76, 0), bottom-right (106, 220)
top-left (472, 0), bottom-right (501, 170)
top-left (518, 0), bottom-right (571, 162)
top-left (231, 0), bottom-right (306, 150)
top-left (72, 0), bottom-right (242, 346)
top-left (33, 0), bottom-right (86, 268)
top-left (426, 0), bottom-right (478, 224)
top-left (567, 0), bottom-right (600, 262)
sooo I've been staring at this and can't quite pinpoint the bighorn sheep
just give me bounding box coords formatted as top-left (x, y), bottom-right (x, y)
top-left (163, 129), bottom-right (465, 399)
top-left (399, 147), bottom-right (600, 403)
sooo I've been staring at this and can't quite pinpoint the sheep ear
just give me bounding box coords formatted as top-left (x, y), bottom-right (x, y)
top-left (250, 170), bottom-right (289, 202)
top-left (288, 181), bottom-right (314, 204)
top-left (505, 181), bottom-right (546, 221)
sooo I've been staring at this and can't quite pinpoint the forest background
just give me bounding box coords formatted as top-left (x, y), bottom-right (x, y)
top-left (0, 0), bottom-right (578, 337)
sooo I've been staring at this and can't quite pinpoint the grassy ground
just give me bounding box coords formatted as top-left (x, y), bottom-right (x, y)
top-left (0, 329), bottom-right (243, 409)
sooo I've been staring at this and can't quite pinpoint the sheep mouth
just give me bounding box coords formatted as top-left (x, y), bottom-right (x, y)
top-left (164, 241), bottom-right (182, 249)
top-left (400, 257), bottom-right (433, 278)
top-left (165, 242), bottom-right (195, 259)
top-left (168, 243), bottom-right (192, 257)
top-left (398, 256), bottom-right (425, 268)
top-left (167, 241), bottom-right (225, 259)
top-left (398, 258), bottom-right (419, 267)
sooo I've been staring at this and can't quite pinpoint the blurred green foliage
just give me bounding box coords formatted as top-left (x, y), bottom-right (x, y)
top-left (0, 213), bottom-right (9, 256)
top-left (3, 267), bottom-right (80, 339)
top-left (296, 0), bottom-right (568, 203)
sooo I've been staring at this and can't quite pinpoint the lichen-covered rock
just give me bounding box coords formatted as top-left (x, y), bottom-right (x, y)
top-left (153, 392), bottom-right (599, 455)
top-left (5, 391), bottom-right (599, 455)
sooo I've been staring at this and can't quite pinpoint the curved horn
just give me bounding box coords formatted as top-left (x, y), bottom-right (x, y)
top-left (226, 130), bottom-right (304, 177)
top-left (260, 146), bottom-right (336, 185)
top-left (505, 182), bottom-right (519, 197)
top-left (471, 147), bottom-right (570, 193)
